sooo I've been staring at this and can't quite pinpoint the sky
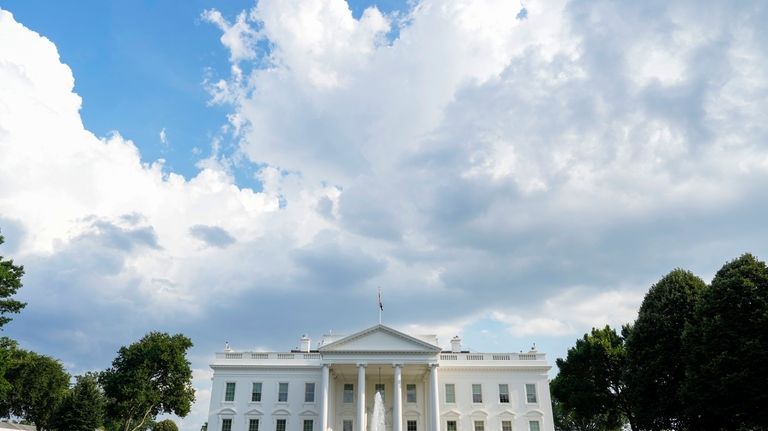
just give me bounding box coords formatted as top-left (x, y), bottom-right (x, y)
top-left (1, 0), bottom-right (767, 429)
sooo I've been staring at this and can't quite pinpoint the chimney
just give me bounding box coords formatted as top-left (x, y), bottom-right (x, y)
top-left (299, 335), bottom-right (311, 352)
top-left (450, 336), bottom-right (462, 353)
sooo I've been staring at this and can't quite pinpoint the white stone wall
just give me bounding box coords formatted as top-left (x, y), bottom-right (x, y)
top-left (435, 369), bottom-right (553, 431)
top-left (208, 368), bottom-right (322, 431)
top-left (207, 366), bottom-right (553, 431)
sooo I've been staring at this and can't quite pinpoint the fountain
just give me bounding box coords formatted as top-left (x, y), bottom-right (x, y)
top-left (371, 391), bottom-right (386, 431)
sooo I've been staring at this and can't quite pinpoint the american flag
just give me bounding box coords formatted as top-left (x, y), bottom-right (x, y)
top-left (378, 287), bottom-right (383, 311)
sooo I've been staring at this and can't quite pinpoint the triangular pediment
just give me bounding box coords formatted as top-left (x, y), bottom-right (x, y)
top-left (319, 325), bottom-right (440, 352)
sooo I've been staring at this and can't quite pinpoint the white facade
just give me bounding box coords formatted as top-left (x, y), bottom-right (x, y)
top-left (207, 325), bottom-right (554, 431)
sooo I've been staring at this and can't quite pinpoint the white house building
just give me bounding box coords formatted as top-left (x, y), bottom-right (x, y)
top-left (207, 325), bottom-right (554, 431)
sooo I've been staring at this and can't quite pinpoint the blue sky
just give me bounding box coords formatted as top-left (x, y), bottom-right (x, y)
top-left (2, 0), bottom-right (411, 188)
top-left (1, 0), bottom-right (768, 429)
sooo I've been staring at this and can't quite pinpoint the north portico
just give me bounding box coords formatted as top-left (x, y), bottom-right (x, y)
top-left (317, 325), bottom-right (443, 431)
top-left (208, 324), bottom-right (554, 431)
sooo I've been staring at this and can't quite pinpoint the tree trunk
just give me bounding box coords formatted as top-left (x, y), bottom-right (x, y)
top-left (130, 406), bottom-right (155, 431)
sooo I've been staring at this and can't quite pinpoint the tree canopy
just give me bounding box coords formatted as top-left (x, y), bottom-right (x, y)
top-left (550, 325), bottom-right (636, 431)
top-left (153, 419), bottom-right (179, 431)
top-left (0, 231), bottom-right (26, 330)
top-left (682, 253), bottom-right (768, 430)
top-left (53, 373), bottom-right (106, 431)
top-left (625, 269), bottom-right (705, 430)
top-left (100, 332), bottom-right (195, 431)
top-left (555, 254), bottom-right (768, 431)
top-left (0, 337), bottom-right (17, 400)
top-left (0, 348), bottom-right (70, 431)
top-left (551, 397), bottom-right (623, 431)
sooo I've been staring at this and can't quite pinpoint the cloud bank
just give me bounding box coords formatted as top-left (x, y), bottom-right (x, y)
top-left (1, 1), bottom-right (768, 429)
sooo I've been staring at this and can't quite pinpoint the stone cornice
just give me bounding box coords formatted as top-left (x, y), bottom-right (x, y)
top-left (437, 365), bottom-right (551, 372)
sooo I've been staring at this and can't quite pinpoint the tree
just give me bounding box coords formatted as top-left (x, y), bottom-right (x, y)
top-left (53, 373), bottom-right (106, 431)
top-left (0, 349), bottom-right (70, 431)
top-left (0, 337), bottom-right (18, 400)
top-left (100, 332), bottom-right (195, 431)
top-left (153, 419), bottom-right (179, 431)
top-left (0, 231), bottom-right (26, 330)
top-left (551, 396), bottom-right (623, 431)
top-left (550, 325), bottom-right (636, 431)
top-left (682, 253), bottom-right (768, 430)
top-left (625, 269), bottom-right (705, 430)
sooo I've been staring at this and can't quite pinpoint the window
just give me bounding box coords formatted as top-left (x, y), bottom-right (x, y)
top-left (343, 420), bottom-right (353, 431)
top-left (304, 420), bottom-right (314, 431)
top-left (528, 421), bottom-right (540, 431)
top-left (222, 419), bottom-right (232, 431)
top-left (276, 419), bottom-right (287, 431)
top-left (375, 383), bottom-right (385, 399)
top-left (472, 384), bottom-right (482, 403)
top-left (249, 419), bottom-right (260, 431)
top-left (407, 421), bottom-right (417, 431)
top-left (525, 384), bottom-right (537, 403)
top-left (224, 382), bottom-right (236, 402)
top-left (474, 421), bottom-right (484, 431)
top-left (445, 384), bottom-right (456, 403)
top-left (499, 384), bottom-right (509, 403)
top-left (406, 384), bottom-right (417, 403)
top-left (447, 421), bottom-right (457, 431)
top-left (278, 382), bottom-right (289, 402)
top-left (501, 421), bottom-right (512, 431)
top-left (305, 383), bottom-right (316, 402)
top-left (343, 384), bottom-right (354, 403)
top-left (252, 382), bottom-right (262, 402)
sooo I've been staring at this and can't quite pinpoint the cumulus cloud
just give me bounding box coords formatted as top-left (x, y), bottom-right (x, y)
top-left (3, 1), bottom-right (768, 429)
top-left (492, 288), bottom-right (644, 337)
top-left (0, 6), bottom-right (337, 341)
top-left (200, 0), bottom-right (768, 353)
top-left (201, 9), bottom-right (260, 64)
top-left (189, 224), bottom-right (236, 248)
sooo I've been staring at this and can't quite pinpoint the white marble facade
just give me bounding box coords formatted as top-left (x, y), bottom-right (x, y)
top-left (207, 325), bottom-right (554, 431)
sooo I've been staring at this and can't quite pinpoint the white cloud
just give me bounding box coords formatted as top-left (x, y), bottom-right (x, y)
top-left (491, 287), bottom-right (644, 337)
top-left (252, 0), bottom-right (390, 89)
top-left (199, 0), bottom-right (768, 352)
top-left (3, 2), bottom-right (768, 429)
top-left (159, 127), bottom-right (168, 146)
top-left (201, 9), bottom-right (259, 64)
top-left (0, 8), bottom-right (337, 315)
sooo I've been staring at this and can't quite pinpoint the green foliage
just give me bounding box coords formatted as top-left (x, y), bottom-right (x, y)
top-left (552, 397), bottom-right (622, 431)
top-left (625, 269), bottom-right (705, 430)
top-left (0, 231), bottom-right (26, 330)
top-left (100, 332), bottom-right (196, 431)
top-left (0, 337), bottom-right (18, 400)
top-left (153, 419), bottom-right (179, 431)
top-left (53, 373), bottom-right (106, 431)
top-left (550, 325), bottom-right (635, 431)
top-left (103, 418), bottom-right (155, 431)
top-left (0, 348), bottom-right (70, 431)
top-left (682, 254), bottom-right (768, 431)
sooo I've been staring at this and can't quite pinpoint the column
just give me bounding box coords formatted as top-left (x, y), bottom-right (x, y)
top-left (357, 363), bottom-right (367, 431)
top-left (393, 364), bottom-right (403, 431)
top-left (321, 364), bottom-right (330, 431)
top-left (428, 364), bottom-right (439, 431)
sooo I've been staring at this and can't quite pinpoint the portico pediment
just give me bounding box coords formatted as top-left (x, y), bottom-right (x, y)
top-left (319, 324), bottom-right (441, 353)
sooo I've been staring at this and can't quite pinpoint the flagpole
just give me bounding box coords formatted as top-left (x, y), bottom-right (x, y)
top-left (378, 287), bottom-right (382, 324)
